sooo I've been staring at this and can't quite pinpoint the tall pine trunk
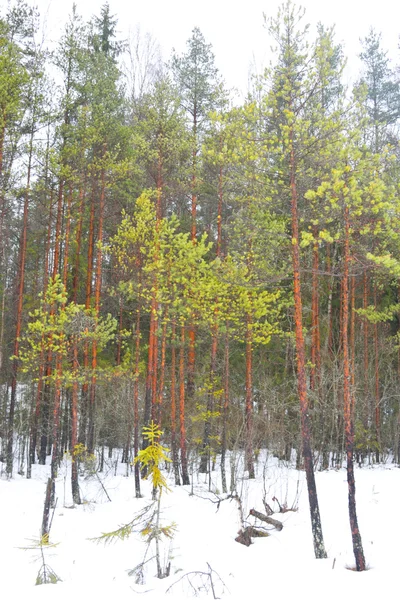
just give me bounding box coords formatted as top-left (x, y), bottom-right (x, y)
top-left (342, 205), bottom-right (366, 571)
top-left (290, 130), bottom-right (326, 559)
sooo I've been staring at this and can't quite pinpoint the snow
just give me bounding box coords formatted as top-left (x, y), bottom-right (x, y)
top-left (0, 452), bottom-right (398, 599)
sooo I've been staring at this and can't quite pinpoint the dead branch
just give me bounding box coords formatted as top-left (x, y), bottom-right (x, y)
top-left (166, 563), bottom-right (227, 598)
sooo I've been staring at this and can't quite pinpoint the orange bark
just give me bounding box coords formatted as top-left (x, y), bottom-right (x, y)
top-left (290, 128), bottom-right (326, 559)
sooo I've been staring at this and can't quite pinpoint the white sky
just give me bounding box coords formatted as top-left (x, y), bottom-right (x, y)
top-left (25, 0), bottom-right (400, 94)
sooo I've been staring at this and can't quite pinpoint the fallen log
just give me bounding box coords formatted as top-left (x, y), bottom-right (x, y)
top-left (249, 508), bottom-right (283, 531)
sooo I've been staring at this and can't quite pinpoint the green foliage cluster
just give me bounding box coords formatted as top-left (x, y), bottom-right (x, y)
top-left (16, 275), bottom-right (116, 384)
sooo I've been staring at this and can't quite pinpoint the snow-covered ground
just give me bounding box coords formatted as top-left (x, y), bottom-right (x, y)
top-left (0, 452), bottom-right (398, 599)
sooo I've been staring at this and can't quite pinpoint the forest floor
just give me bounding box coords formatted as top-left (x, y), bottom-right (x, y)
top-left (0, 451), bottom-right (398, 599)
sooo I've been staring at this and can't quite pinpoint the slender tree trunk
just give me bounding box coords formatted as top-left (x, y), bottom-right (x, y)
top-left (199, 325), bottom-right (218, 473)
top-left (290, 131), bottom-right (326, 559)
top-left (71, 181), bottom-right (86, 303)
top-left (0, 121), bottom-right (5, 180)
top-left (342, 205), bottom-right (366, 572)
top-left (191, 114), bottom-right (197, 243)
top-left (71, 340), bottom-right (81, 504)
top-left (180, 326), bottom-right (190, 485)
top-left (39, 178), bottom-right (65, 466)
top-left (326, 244), bottom-right (335, 358)
top-left (171, 321), bottom-right (180, 485)
top-left (50, 354), bottom-right (63, 506)
top-left (373, 286), bottom-right (380, 462)
top-left (157, 315), bottom-right (168, 426)
top-left (133, 302), bottom-right (142, 497)
top-left (79, 179), bottom-right (96, 446)
top-left (62, 187), bottom-right (72, 288)
top-left (151, 307), bottom-right (159, 423)
top-left (216, 159), bottom-right (223, 258)
top-left (310, 229), bottom-right (321, 393)
top-left (363, 273), bottom-right (369, 430)
top-left (221, 330), bottom-right (230, 493)
top-left (115, 296), bottom-right (123, 368)
top-left (186, 114), bottom-right (197, 409)
top-left (6, 131), bottom-right (34, 476)
top-left (32, 197), bottom-right (53, 468)
top-left (245, 314), bottom-right (255, 479)
top-left (88, 162), bottom-right (106, 454)
top-left (143, 296), bottom-right (156, 447)
top-left (0, 249), bottom-right (7, 376)
top-left (49, 172), bottom-right (71, 501)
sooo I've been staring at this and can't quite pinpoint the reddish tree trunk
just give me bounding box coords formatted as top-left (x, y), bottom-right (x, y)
top-left (290, 131), bottom-right (326, 559)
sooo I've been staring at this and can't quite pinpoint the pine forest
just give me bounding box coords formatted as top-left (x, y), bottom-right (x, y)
top-left (1, 0), bottom-right (400, 580)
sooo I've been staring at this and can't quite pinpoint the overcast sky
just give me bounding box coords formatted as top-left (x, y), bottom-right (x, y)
top-left (24, 0), bottom-right (400, 94)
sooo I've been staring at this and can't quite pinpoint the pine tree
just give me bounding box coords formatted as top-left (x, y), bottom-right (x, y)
top-left (261, 0), bottom-right (333, 559)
